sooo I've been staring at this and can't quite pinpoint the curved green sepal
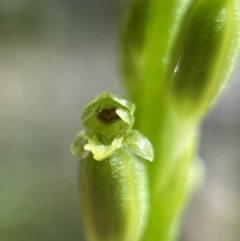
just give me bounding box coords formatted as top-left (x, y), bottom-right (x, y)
top-left (70, 131), bottom-right (90, 159)
top-left (123, 130), bottom-right (154, 161)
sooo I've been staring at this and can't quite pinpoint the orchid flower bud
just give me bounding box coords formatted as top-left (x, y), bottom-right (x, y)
top-left (166, 0), bottom-right (240, 123)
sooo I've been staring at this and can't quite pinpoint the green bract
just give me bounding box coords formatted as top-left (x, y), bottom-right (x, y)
top-left (71, 92), bottom-right (154, 241)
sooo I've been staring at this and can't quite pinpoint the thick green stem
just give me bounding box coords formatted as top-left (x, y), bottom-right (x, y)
top-left (142, 117), bottom-right (198, 241)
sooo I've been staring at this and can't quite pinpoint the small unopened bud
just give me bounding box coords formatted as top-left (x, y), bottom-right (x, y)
top-left (166, 0), bottom-right (240, 122)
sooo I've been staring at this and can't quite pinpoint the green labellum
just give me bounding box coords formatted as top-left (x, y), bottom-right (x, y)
top-left (71, 92), bottom-right (154, 241)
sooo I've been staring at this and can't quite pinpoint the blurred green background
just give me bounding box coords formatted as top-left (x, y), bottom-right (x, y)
top-left (0, 1), bottom-right (240, 241)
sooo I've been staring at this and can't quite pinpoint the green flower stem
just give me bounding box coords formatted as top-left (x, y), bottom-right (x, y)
top-left (121, 1), bottom-right (199, 240)
top-left (121, 0), bottom-right (240, 241)
top-left (121, 0), bottom-right (190, 126)
top-left (143, 119), bottom-right (199, 241)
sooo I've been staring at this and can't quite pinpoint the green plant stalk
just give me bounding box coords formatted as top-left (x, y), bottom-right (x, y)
top-left (121, 0), bottom-right (195, 240)
top-left (121, 0), bottom-right (240, 241)
top-left (142, 118), bottom-right (199, 241)
top-left (121, 0), bottom-right (190, 127)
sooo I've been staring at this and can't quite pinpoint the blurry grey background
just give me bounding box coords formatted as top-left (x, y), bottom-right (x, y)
top-left (0, 1), bottom-right (240, 241)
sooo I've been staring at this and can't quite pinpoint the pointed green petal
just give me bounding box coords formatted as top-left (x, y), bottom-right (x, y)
top-left (123, 130), bottom-right (154, 161)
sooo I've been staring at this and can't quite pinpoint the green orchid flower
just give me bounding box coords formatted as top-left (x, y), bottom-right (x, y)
top-left (71, 92), bottom-right (154, 241)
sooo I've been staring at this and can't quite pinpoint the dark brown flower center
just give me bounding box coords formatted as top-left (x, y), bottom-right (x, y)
top-left (97, 108), bottom-right (120, 124)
